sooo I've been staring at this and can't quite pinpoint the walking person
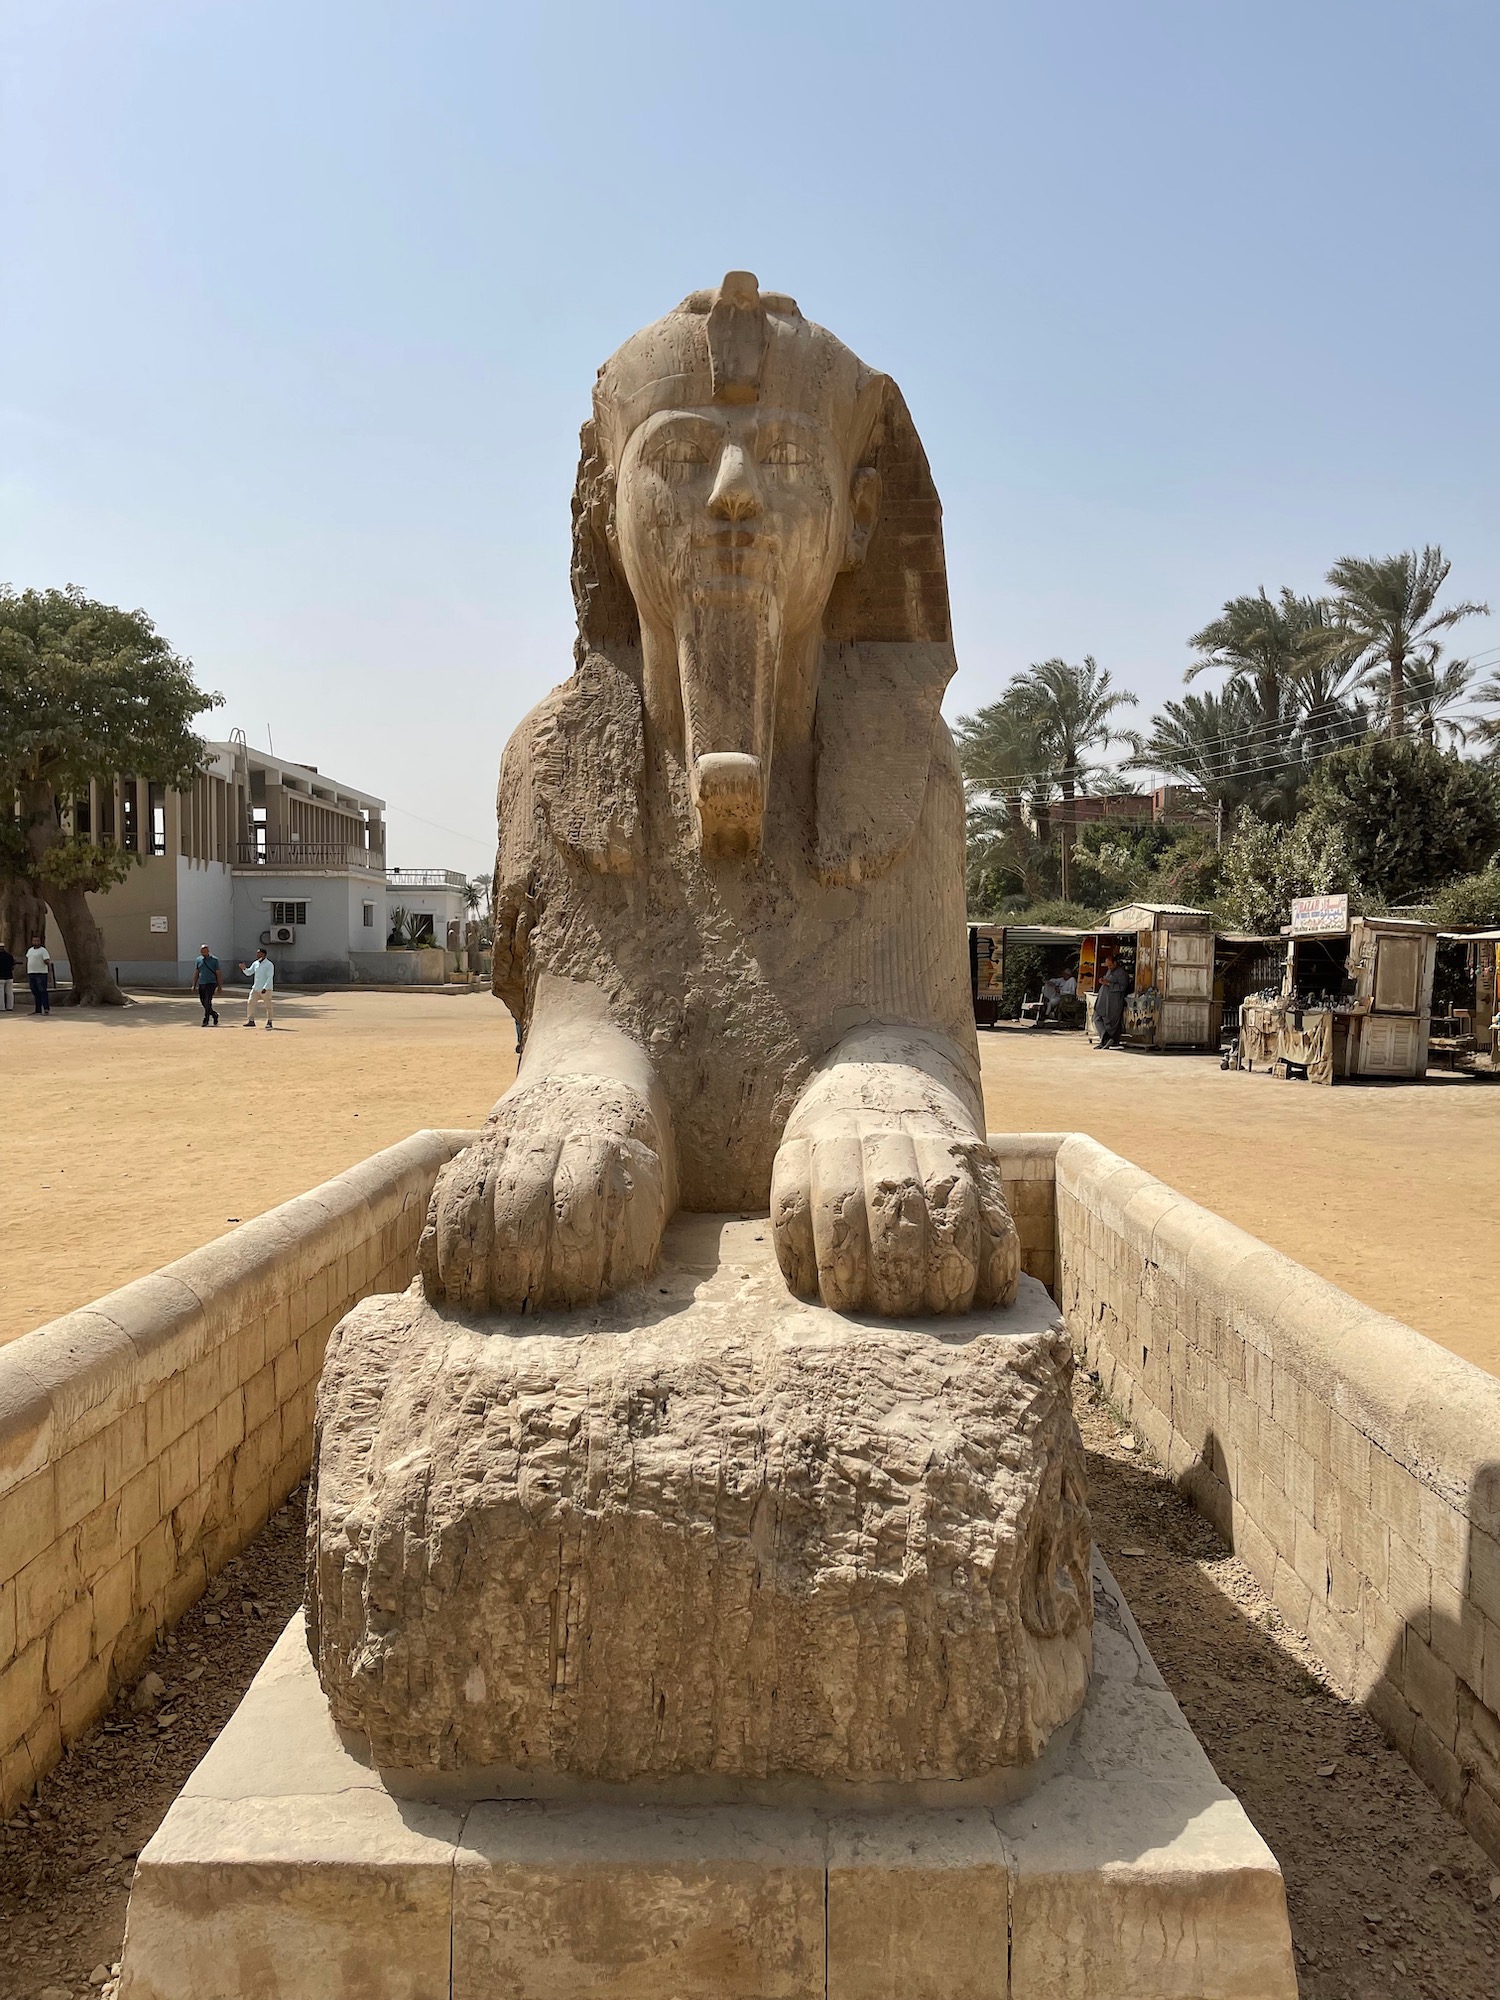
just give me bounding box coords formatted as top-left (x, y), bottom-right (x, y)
top-left (190, 942), bottom-right (222, 1025)
top-left (238, 946), bottom-right (275, 1029)
top-left (26, 937), bottom-right (54, 1016)
top-left (0, 940), bottom-right (14, 1012)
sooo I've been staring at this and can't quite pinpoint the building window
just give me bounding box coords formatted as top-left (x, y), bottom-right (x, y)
top-left (121, 779), bottom-right (138, 852)
top-left (75, 794), bottom-right (92, 837)
top-left (270, 901), bottom-right (308, 927)
top-left (148, 783), bottom-right (167, 855)
top-left (362, 902), bottom-right (375, 928)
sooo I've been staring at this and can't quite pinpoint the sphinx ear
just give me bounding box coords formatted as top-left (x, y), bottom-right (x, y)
top-left (842, 465), bottom-right (881, 572)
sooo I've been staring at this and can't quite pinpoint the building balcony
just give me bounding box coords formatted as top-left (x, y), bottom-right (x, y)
top-left (235, 843), bottom-right (386, 871)
top-left (386, 868), bottom-right (469, 891)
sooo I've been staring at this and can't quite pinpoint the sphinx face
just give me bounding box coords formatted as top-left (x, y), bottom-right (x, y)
top-left (613, 404), bottom-right (860, 859)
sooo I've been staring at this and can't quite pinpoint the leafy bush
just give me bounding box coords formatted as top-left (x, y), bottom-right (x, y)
top-left (1216, 811), bottom-right (1366, 934)
top-left (1303, 740), bottom-right (1500, 903)
top-left (1431, 870), bottom-right (1500, 930)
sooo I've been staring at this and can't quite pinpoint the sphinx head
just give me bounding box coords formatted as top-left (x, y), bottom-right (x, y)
top-left (586, 274), bottom-right (884, 859)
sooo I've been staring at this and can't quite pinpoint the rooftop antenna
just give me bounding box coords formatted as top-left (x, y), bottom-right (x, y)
top-left (268, 725), bottom-right (275, 755)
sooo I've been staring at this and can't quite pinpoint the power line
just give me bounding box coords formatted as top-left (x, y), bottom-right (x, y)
top-left (964, 670), bottom-right (1500, 797)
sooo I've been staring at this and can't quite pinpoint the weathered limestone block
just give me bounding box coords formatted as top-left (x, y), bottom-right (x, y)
top-left (309, 1218), bottom-right (1090, 1785)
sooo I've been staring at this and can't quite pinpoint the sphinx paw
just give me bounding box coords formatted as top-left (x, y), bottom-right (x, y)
top-left (418, 1080), bottom-right (669, 1312)
top-left (770, 1119), bottom-right (1019, 1316)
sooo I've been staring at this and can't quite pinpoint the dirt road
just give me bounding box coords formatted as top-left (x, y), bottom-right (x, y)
top-left (0, 988), bottom-right (514, 1348)
top-left (978, 1025), bottom-right (1500, 1377)
top-left (4, 994), bottom-right (1497, 1377)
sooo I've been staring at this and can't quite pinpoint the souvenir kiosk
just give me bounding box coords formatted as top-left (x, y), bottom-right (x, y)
top-left (1238, 897), bottom-right (1438, 1083)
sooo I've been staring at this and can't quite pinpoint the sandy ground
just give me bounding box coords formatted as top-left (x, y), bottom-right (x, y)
top-left (3, 992), bottom-right (1497, 1377)
top-left (6, 1406), bottom-right (1499, 2000)
top-left (978, 1025), bottom-right (1500, 1379)
top-left (0, 988), bottom-right (517, 1348)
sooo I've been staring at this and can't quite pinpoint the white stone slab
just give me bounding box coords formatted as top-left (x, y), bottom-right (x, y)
top-left (118, 1561), bottom-right (1296, 2000)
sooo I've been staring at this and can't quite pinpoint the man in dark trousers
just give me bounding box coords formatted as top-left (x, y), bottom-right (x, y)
top-left (0, 939), bottom-right (14, 1013)
top-left (190, 941), bottom-right (222, 1026)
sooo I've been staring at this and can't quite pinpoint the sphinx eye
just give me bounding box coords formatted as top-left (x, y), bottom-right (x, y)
top-left (760, 439), bottom-right (813, 469)
top-left (649, 438), bottom-right (711, 482)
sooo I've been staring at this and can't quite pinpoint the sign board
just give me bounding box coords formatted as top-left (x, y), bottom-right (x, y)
top-left (1290, 893), bottom-right (1348, 936)
top-left (149, 915), bottom-right (169, 933)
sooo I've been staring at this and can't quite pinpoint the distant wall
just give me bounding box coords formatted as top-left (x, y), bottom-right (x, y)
top-left (1053, 1133), bottom-right (1500, 1865)
top-left (0, 1128), bottom-right (475, 1817)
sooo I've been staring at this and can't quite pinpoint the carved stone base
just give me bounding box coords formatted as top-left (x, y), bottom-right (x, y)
top-left (308, 1216), bottom-right (1091, 1788)
top-left (118, 1562), bottom-right (1297, 2000)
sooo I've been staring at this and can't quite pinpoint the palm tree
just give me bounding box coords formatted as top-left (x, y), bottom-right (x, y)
top-left (1368, 656), bottom-right (1478, 748)
top-left (1325, 547), bottom-right (1489, 739)
top-left (1125, 684), bottom-right (1288, 819)
top-left (953, 689), bottom-right (1053, 903)
top-left (1007, 657), bottom-right (1137, 899)
top-left (1188, 589), bottom-right (1310, 735)
top-left (1472, 670), bottom-right (1500, 755)
top-left (1288, 616), bottom-right (1371, 760)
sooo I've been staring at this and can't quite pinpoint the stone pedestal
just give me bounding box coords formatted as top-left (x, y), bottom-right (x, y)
top-left (309, 1218), bottom-right (1092, 1789)
top-left (117, 1556), bottom-right (1297, 2000)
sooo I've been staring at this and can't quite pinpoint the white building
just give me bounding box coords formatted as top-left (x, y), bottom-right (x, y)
top-left (46, 740), bottom-right (477, 986)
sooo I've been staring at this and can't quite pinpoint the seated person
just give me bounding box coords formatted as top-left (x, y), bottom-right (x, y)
top-left (1034, 966), bottom-right (1078, 1026)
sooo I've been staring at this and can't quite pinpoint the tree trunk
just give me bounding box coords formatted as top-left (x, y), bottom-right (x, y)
top-left (1, 875), bottom-right (49, 959)
top-left (1009, 794), bottom-right (1043, 901)
top-left (21, 777), bottom-right (128, 1006)
top-left (1389, 646), bottom-right (1406, 740)
top-left (1060, 776), bottom-right (1075, 902)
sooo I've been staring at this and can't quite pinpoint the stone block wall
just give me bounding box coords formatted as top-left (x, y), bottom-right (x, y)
top-left (0, 1128), bottom-right (474, 1817)
top-left (990, 1131), bottom-right (1063, 1297)
top-left (1052, 1132), bottom-right (1500, 1865)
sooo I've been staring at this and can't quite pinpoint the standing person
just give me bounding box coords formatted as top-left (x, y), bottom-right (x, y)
top-left (190, 942), bottom-right (221, 1026)
top-left (238, 946), bottom-right (275, 1029)
top-left (0, 939), bottom-right (14, 1012)
top-left (1093, 959), bottom-right (1132, 1050)
top-left (26, 937), bottom-right (54, 1016)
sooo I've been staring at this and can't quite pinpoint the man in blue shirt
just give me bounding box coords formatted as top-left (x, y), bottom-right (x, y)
top-left (190, 942), bottom-right (221, 1026)
top-left (239, 948), bottom-right (275, 1029)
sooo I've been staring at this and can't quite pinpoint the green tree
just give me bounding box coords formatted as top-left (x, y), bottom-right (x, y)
top-left (1126, 684), bottom-right (1281, 817)
top-left (1325, 547), bottom-right (1488, 741)
top-left (1007, 656), bottom-right (1137, 900)
top-left (1473, 669), bottom-right (1500, 754)
top-left (954, 690), bottom-right (1054, 904)
top-left (1367, 656), bottom-right (1477, 748)
top-left (0, 587), bottom-right (221, 1004)
top-left (1188, 588), bottom-right (1319, 731)
top-left (1216, 811), bottom-right (1366, 935)
top-left (1302, 738), bottom-right (1500, 903)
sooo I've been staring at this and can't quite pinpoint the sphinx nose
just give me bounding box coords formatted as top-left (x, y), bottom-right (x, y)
top-left (706, 443), bottom-right (762, 522)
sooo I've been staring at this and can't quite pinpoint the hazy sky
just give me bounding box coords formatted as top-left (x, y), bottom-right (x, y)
top-left (4, 1), bottom-right (1498, 871)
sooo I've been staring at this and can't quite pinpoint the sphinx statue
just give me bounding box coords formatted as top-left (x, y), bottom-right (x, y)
top-left (418, 270), bottom-right (1020, 1318)
top-left (308, 278), bottom-right (1090, 1789)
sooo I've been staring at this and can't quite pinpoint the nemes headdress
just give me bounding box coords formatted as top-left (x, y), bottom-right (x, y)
top-left (565, 274), bottom-right (959, 884)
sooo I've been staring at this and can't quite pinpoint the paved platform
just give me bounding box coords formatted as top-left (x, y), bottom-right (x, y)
top-left (117, 1551), bottom-right (1295, 1999)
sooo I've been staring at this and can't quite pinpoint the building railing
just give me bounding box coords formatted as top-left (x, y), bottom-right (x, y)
top-left (387, 867), bottom-right (469, 890)
top-left (236, 843), bottom-right (386, 871)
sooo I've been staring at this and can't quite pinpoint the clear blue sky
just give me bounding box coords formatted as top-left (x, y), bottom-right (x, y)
top-left (4, 1), bottom-right (1497, 870)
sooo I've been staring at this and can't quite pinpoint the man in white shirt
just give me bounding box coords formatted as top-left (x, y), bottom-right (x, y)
top-left (25, 939), bottom-right (54, 1016)
top-left (238, 948), bottom-right (275, 1029)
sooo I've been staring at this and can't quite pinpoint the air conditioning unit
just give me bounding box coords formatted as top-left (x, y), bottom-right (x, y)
top-left (266, 924), bottom-right (296, 945)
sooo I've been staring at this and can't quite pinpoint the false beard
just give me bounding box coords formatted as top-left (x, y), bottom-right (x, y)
top-left (675, 589), bottom-right (782, 861)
